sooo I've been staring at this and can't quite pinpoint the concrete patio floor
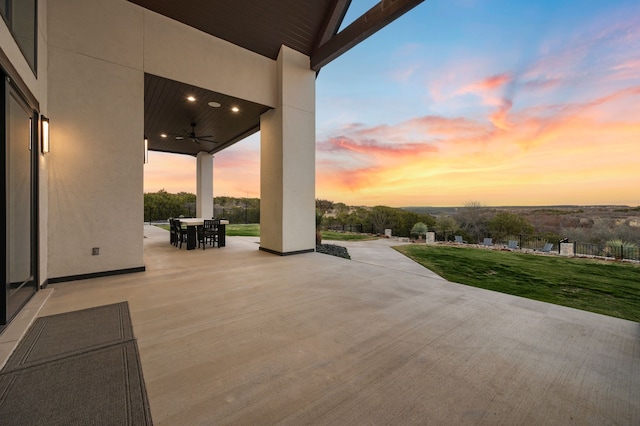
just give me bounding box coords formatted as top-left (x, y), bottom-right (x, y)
top-left (3, 225), bottom-right (639, 424)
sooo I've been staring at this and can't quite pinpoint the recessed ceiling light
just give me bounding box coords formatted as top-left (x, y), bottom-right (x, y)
top-left (160, 133), bottom-right (167, 138)
top-left (231, 106), bottom-right (240, 112)
top-left (187, 96), bottom-right (196, 102)
top-left (208, 101), bottom-right (221, 108)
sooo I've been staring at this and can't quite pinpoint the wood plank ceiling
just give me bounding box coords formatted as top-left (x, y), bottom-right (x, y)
top-left (130, 0), bottom-right (424, 156)
top-left (144, 74), bottom-right (271, 156)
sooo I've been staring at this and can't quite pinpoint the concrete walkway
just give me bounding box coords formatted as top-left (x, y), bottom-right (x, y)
top-left (336, 238), bottom-right (444, 279)
top-left (3, 226), bottom-right (638, 425)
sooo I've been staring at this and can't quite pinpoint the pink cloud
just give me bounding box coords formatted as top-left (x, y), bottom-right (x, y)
top-left (318, 135), bottom-right (436, 158)
top-left (340, 122), bottom-right (366, 131)
top-left (318, 166), bottom-right (383, 192)
top-left (474, 73), bottom-right (512, 91)
top-left (522, 9), bottom-right (640, 89)
top-left (608, 58), bottom-right (640, 82)
top-left (489, 98), bottom-right (513, 131)
top-left (612, 59), bottom-right (640, 71)
top-left (403, 115), bottom-right (488, 137)
top-left (449, 73), bottom-right (513, 108)
top-left (317, 74), bottom-right (640, 205)
top-left (456, 73), bottom-right (511, 94)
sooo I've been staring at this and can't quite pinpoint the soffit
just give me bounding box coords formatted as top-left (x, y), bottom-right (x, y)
top-left (129, 0), bottom-right (336, 61)
top-left (144, 74), bottom-right (271, 156)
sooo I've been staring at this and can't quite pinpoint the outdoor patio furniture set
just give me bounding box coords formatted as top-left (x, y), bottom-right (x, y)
top-left (169, 218), bottom-right (228, 250)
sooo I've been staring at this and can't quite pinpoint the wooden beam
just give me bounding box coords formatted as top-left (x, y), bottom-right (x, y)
top-left (313, 0), bottom-right (352, 50)
top-left (311, 0), bottom-right (424, 71)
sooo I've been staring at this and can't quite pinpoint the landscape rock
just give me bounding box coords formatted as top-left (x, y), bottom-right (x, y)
top-left (316, 243), bottom-right (350, 259)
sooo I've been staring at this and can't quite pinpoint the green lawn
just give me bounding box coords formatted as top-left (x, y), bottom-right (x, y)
top-left (155, 223), bottom-right (378, 241)
top-left (394, 245), bottom-right (640, 322)
top-left (153, 223), bottom-right (260, 236)
top-left (226, 224), bottom-right (260, 236)
top-left (224, 225), bottom-right (377, 241)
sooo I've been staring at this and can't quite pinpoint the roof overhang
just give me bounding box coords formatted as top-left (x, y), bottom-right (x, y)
top-left (132, 0), bottom-right (425, 156)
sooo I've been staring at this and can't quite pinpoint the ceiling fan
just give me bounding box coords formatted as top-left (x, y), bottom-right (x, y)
top-left (174, 122), bottom-right (216, 144)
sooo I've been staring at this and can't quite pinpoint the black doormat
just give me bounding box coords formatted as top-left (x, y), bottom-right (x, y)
top-left (0, 302), bottom-right (153, 425)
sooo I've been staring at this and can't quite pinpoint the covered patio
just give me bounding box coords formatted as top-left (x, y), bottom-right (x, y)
top-left (4, 226), bottom-right (638, 424)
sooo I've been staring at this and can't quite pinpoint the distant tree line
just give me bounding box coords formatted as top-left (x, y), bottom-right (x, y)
top-left (318, 199), bottom-right (640, 246)
top-left (317, 199), bottom-right (537, 240)
top-left (144, 192), bottom-right (640, 246)
top-left (144, 190), bottom-right (260, 224)
top-left (430, 201), bottom-right (640, 246)
top-left (316, 199), bottom-right (436, 238)
top-left (448, 201), bottom-right (539, 243)
top-left (144, 190), bottom-right (196, 221)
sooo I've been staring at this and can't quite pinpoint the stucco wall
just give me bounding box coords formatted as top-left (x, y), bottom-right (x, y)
top-left (3, 0), bottom-right (298, 280)
top-left (142, 9), bottom-right (277, 108)
top-left (47, 0), bottom-right (145, 278)
top-left (46, 0), bottom-right (280, 278)
top-left (260, 109), bottom-right (284, 250)
top-left (260, 46), bottom-right (315, 254)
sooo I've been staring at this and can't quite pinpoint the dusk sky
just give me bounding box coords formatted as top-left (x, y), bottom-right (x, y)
top-left (144, 0), bottom-right (640, 207)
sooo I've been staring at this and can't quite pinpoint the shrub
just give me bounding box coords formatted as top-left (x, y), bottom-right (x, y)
top-left (603, 239), bottom-right (638, 259)
top-left (411, 222), bottom-right (428, 239)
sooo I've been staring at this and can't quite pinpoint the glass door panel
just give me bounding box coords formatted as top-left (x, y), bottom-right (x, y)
top-left (5, 87), bottom-right (36, 321)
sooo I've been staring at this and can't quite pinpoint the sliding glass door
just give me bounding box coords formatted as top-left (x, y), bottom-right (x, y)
top-left (2, 78), bottom-right (38, 326)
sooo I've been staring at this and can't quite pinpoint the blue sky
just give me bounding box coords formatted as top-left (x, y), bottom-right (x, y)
top-left (145, 0), bottom-right (640, 206)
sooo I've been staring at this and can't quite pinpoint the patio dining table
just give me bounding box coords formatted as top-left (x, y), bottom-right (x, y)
top-left (178, 218), bottom-right (229, 250)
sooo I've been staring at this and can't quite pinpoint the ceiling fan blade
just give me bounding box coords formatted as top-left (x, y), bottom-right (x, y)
top-left (196, 138), bottom-right (217, 144)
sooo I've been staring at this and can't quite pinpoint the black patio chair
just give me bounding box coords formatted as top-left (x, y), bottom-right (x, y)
top-left (172, 219), bottom-right (188, 248)
top-left (168, 217), bottom-right (176, 245)
top-left (201, 219), bottom-right (219, 248)
top-left (196, 225), bottom-right (206, 250)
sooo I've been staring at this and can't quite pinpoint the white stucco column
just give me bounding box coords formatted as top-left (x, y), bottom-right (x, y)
top-left (260, 46), bottom-right (315, 255)
top-left (196, 152), bottom-right (214, 218)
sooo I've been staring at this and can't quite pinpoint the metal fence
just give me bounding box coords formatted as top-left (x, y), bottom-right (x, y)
top-left (574, 242), bottom-right (640, 261)
top-left (326, 225), bottom-right (640, 261)
top-left (326, 223), bottom-right (376, 234)
top-left (436, 232), bottom-right (640, 261)
top-left (433, 231), bottom-right (560, 252)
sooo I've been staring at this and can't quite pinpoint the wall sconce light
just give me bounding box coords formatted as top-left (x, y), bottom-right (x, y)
top-left (41, 115), bottom-right (50, 153)
top-left (144, 136), bottom-right (149, 164)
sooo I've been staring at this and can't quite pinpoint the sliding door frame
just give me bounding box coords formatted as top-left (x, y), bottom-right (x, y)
top-left (1, 73), bottom-right (39, 327)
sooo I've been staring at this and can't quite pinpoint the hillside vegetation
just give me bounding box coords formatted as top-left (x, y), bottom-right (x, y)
top-left (144, 191), bottom-right (640, 246)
